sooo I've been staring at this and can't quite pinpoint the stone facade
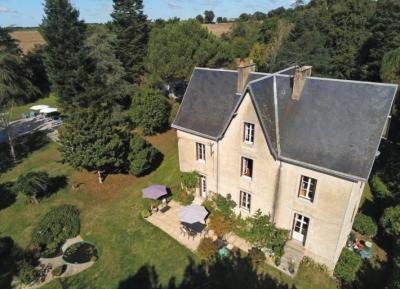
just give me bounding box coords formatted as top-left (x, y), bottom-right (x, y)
top-left (176, 93), bottom-right (365, 271)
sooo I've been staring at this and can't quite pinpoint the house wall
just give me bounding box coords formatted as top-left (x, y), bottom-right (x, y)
top-left (176, 130), bottom-right (218, 194)
top-left (273, 162), bottom-right (363, 270)
top-left (175, 94), bottom-right (365, 271)
top-left (218, 93), bottom-right (280, 217)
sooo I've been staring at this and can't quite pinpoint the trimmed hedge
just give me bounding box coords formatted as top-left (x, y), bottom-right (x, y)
top-left (31, 205), bottom-right (80, 254)
top-left (353, 213), bottom-right (378, 237)
top-left (334, 248), bottom-right (362, 282)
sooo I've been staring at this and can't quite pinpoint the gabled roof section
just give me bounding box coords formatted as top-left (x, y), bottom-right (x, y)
top-left (274, 76), bottom-right (397, 180)
top-left (172, 68), bottom-right (268, 139)
top-left (173, 66), bottom-right (398, 181)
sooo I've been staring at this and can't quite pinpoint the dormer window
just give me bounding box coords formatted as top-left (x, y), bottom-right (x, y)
top-left (244, 122), bottom-right (255, 144)
top-left (241, 157), bottom-right (253, 179)
top-left (299, 176), bottom-right (317, 202)
top-left (196, 143), bottom-right (205, 162)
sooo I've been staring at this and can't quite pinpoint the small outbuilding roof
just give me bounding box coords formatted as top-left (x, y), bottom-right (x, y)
top-left (172, 66), bottom-right (398, 181)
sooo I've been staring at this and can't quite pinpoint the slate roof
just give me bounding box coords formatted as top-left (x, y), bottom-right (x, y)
top-left (172, 67), bottom-right (398, 181)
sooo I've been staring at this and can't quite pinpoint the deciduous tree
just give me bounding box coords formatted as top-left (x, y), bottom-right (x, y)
top-left (130, 86), bottom-right (170, 135)
top-left (146, 20), bottom-right (233, 82)
top-left (204, 10), bottom-right (215, 24)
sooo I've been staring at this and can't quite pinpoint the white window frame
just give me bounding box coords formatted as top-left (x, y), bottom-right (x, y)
top-left (196, 143), bottom-right (205, 162)
top-left (239, 191), bottom-right (251, 211)
top-left (244, 122), bottom-right (255, 144)
top-left (292, 213), bottom-right (310, 243)
top-left (299, 176), bottom-right (316, 201)
top-left (200, 175), bottom-right (207, 198)
top-left (241, 157), bottom-right (253, 179)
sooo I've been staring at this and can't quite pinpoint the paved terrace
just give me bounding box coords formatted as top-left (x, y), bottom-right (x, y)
top-left (147, 200), bottom-right (301, 276)
top-left (146, 200), bottom-right (251, 252)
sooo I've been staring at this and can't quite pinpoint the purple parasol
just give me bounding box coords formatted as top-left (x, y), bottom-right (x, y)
top-left (178, 204), bottom-right (208, 224)
top-left (142, 185), bottom-right (168, 200)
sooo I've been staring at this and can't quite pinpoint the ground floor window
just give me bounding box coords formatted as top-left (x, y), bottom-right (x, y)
top-left (239, 191), bottom-right (251, 211)
top-left (200, 175), bottom-right (207, 198)
top-left (292, 213), bottom-right (310, 244)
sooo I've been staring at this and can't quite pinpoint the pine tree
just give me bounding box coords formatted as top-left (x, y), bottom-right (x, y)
top-left (111, 0), bottom-right (148, 84)
top-left (59, 108), bottom-right (130, 183)
top-left (0, 27), bottom-right (21, 55)
top-left (40, 0), bottom-right (86, 107)
top-left (76, 30), bottom-right (132, 109)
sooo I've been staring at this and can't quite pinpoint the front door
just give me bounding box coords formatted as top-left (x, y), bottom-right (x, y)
top-left (200, 175), bottom-right (207, 198)
top-left (292, 213), bottom-right (309, 244)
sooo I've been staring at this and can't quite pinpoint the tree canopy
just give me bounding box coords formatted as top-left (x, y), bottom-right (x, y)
top-left (146, 20), bottom-right (233, 82)
top-left (130, 86), bottom-right (171, 135)
top-left (59, 109), bottom-right (130, 182)
top-left (40, 0), bottom-right (86, 108)
top-left (111, 0), bottom-right (148, 83)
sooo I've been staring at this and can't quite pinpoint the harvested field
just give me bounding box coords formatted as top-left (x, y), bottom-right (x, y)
top-left (202, 23), bottom-right (233, 37)
top-left (10, 30), bottom-right (45, 53)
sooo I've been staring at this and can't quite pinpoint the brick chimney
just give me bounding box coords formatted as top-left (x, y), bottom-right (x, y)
top-left (237, 59), bottom-right (256, 94)
top-left (292, 66), bottom-right (312, 101)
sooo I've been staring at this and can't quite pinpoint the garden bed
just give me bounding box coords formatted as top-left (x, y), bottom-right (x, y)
top-left (63, 242), bottom-right (98, 264)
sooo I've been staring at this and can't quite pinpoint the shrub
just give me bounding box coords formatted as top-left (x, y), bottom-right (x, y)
top-left (380, 205), bottom-right (400, 237)
top-left (18, 261), bottom-right (38, 285)
top-left (244, 210), bottom-right (288, 257)
top-left (214, 194), bottom-right (236, 218)
top-left (128, 134), bottom-right (161, 176)
top-left (174, 190), bottom-right (194, 205)
top-left (370, 174), bottom-right (392, 200)
top-left (12, 171), bottom-right (50, 203)
top-left (169, 101), bottom-right (180, 125)
top-left (130, 86), bottom-right (171, 135)
top-left (248, 247), bottom-right (266, 266)
top-left (334, 248), bottom-right (362, 282)
top-left (209, 211), bottom-right (233, 237)
top-left (141, 209), bottom-right (151, 218)
top-left (202, 198), bottom-right (216, 214)
top-left (31, 205), bottom-right (80, 252)
top-left (353, 213), bottom-right (378, 237)
top-left (52, 264), bottom-right (67, 277)
top-left (180, 171), bottom-right (198, 191)
top-left (197, 237), bottom-right (218, 259)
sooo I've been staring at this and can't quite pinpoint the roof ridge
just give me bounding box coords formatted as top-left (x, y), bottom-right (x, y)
top-left (194, 67), bottom-right (238, 73)
top-left (273, 76), bottom-right (281, 156)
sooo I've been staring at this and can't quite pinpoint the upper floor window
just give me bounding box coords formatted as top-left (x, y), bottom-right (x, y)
top-left (196, 143), bottom-right (205, 161)
top-left (244, 122), bottom-right (255, 144)
top-left (299, 176), bottom-right (317, 201)
top-left (240, 191), bottom-right (251, 211)
top-left (241, 157), bottom-right (253, 179)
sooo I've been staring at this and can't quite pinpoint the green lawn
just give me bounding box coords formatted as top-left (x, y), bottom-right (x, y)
top-left (0, 130), bottom-right (338, 289)
top-left (10, 94), bottom-right (58, 121)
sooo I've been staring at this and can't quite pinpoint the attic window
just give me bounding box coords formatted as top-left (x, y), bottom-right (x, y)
top-left (244, 122), bottom-right (255, 144)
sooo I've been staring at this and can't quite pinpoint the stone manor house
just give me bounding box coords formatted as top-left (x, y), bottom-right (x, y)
top-left (172, 63), bottom-right (398, 270)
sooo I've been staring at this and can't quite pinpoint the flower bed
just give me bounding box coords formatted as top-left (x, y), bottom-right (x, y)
top-left (63, 242), bottom-right (98, 264)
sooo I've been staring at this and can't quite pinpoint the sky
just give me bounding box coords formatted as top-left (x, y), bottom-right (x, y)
top-left (0, 0), bottom-right (295, 27)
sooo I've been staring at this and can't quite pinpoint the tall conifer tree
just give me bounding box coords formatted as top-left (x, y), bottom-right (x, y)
top-left (40, 0), bottom-right (86, 108)
top-left (111, 0), bottom-right (148, 84)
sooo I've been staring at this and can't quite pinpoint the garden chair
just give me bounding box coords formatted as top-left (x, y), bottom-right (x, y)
top-left (180, 226), bottom-right (187, 237)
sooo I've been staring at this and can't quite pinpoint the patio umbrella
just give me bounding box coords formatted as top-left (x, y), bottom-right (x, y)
top-left (142, 185), bottom-right (168, 200)
top-left (30, 105), bottom-right (49, 111)
top-left (178, 204), bottom-right (208, 224)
